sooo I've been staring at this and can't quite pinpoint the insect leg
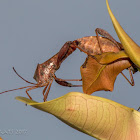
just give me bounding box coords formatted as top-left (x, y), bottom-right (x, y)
top-left (95, 28), bottom-right (121, 50)
top-left (128, 67), bottom-right (135, 86)
top-left (26, 86), bottom-right (39, 100)
top-left (55, 79), bottom-right (82, 87)
top-left (53, 75), bottom-right (82, 87)
top-left (121, 67), bottom-right (134, 86)
top-left (95, 28), bottom-right (103, 53)
top-left (43, 79), bottom-right (53, 101)
top-left (54, 74), bottom-right (82, 82)
top-left (73, 42), bottom-right (92, 55)
top-left (42, 83), bottom-right (49, 96)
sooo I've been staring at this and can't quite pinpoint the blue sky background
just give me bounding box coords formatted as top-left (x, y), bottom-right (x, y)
top-left (0, 0), bottom-right (140, 140)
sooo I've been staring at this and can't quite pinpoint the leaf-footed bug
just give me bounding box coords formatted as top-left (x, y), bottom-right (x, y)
top-left (0, 41), bottom-right (82, 101)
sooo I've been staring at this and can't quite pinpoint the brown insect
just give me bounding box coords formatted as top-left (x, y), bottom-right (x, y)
top-left (0, 28), bottom-right (137, 101)
top-left (74, 28), bottom-right (137, 86)
top-left (0, 41), bottom-right (82, 101)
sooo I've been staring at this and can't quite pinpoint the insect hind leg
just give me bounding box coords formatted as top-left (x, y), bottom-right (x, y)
top-left (121, 67), bottom-right (134, 86)
top-left (95, 28), bottom-right (121, 51)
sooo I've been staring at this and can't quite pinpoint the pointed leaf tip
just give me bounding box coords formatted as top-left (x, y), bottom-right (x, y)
top-left (106, 0), bottom-right (140, 68)
top-left (15, 96), bottom-right (37, 104)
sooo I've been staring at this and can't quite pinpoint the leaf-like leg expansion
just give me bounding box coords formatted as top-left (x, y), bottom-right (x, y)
top-left (121, 68), bottom-right (134, 86)
top-left (95, 28), bottom-right (121, 50)
top-left (93, 51), bottom-right (128, 65)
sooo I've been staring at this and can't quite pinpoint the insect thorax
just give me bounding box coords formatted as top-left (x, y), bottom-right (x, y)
top-left (33, 61), bottom-right (56, 84)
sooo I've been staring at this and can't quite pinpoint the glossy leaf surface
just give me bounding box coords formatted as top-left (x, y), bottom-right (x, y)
top-left (16, 92), bottom-right (140, 140)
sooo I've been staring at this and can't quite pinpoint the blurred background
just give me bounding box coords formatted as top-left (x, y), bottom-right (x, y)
top-left (0, 0), bottom-right (140, 139)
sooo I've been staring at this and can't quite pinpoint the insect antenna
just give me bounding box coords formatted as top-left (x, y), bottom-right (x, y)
top-left (13, 67), bottom-right (36, 85)
top-left (0, 85), bottom-right (36, 94)
top-left (0, 67), bottom-right (38, 94)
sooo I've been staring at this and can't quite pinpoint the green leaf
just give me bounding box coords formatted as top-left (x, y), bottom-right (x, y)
top-left (106, 0), bottom-right (140, 69)
top-left (16, 92), bottom-right (140, 140)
